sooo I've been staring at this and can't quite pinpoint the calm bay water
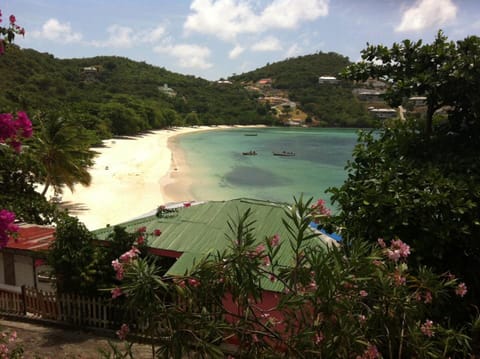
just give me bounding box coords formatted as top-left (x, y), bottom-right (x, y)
top-left (177, 127), bottom-right (359, 205)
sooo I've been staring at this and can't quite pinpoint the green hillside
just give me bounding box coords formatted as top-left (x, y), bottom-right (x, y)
top-left (229, 52), bottom-right (372, 127)
top-left (0, 47), bottom-right (372, 138)
top-left (0, 46), bottom-right (271, 138)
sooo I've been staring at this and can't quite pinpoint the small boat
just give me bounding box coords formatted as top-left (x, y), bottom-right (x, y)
top-left (273, 151), bottom-right (295, 157)
top-left (244, 133), bottom-right (258, 136)
top-left (242, 150), bottom-right (257, 156)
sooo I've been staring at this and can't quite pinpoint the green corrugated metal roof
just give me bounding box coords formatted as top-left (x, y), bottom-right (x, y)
top-left (93, 198), bottom-right (329, 292)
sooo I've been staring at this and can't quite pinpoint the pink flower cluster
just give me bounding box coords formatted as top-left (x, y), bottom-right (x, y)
top-left (270, 234), bottom-right (280, 247)
top-left (120, 246), bottom-right (140, 263)
top-left (0, 112), bottom-right (33, 152)
top-left (455, 282), bottom-right (467, 297)
top-left (311, 199), bottom-right (332, 219)
top-left (0, 210), bottom-right (18, 248)
top-left (378, 238), bottom-right (410, 262)
top-left (116, 323), bottom-right (130, 340)
top-left (111, 247), bottom-right (140, 285)
top-left (0, 11), bottom-right (25, 55)
top-left (356, 344), bottom-right (380, 359)
top-left (420, 319), bottom-right (434, 337)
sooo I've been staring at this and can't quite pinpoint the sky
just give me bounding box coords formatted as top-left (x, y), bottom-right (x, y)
top-left (3, 0), bottom-right (480, 80)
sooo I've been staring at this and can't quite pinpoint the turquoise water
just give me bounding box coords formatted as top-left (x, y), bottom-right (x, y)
top-left (177, 127), bottom-right (359, 205)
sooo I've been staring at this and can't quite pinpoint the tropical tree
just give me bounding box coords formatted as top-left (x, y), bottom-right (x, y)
top-left (342, 30), bottom-right (480, 135)
top-left (31, 114), bottom-right (97, 196)
top-left (329, 31), bottom-right (480, 321)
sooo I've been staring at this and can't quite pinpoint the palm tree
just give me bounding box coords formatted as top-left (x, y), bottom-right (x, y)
top-left (31, 115), bottom-right (98, 197)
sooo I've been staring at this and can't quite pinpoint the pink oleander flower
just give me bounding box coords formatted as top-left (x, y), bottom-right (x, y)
top-left (384, 239), bottom-right (410, 262)
top-left (255, 244), bottom-right (266, 255)
top-left (9, 15), bottom-right (15, 24)
top-left (153, 229), bottom-right (162, 236)
top-left (262, 255), bottom-right (271, 266)
top-left (8, 331), bottom-right (16, 343)
top-left (391, 239), bottom-right (410, 258)
top-left (455, 282), bottom-right (467, 297)
top-left (116, 324), bottom-right (129, 340)
top-left (111, 287), bottom-right (123, 299)
top-left (311, 199), bottom-right (332, 217)
top-left (188, 278), bottom-right (200, 287)
top-left (308, 280), bottom-right (317, 290)
top-left (424, 291), bottom-right (432, 304)
top-left (271, 234), bottom-right (280, 247)
top-left (111, 259), bottom-right (124, 280)
top-left (363, 344), bottom-right (380, 359)
top-left (393, 270), bottom-right (406, 286)
top-left (314, 331), bottom-right (324, 345)
top-left (119, 246), bottom-right (140, 263)
top-left (359, 290), bottom-right (368, 297)
top-left (137, 226), bottom-right (146, 233)
top-left (136, 236), bottom-right (145, 245)
top-left (420, 320), bottom-right (434, 337)
top-left (0, 343), bottom-right (8, 355)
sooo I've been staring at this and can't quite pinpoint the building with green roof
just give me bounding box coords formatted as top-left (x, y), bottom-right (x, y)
top-left (93, 198), bottom-right (334, 292)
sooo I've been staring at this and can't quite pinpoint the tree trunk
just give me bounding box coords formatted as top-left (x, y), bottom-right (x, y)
top-left (425, 103), bottom-right (435, 136)
top-left (41, 181), bottom-right (50, 197)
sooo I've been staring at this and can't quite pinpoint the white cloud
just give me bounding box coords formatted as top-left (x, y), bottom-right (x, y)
top-left (102, 25), bottom-right (134, 48)
top-left (229, 44), bottom-right (245, 59)
top-left (184, 0), bottom-right (329, 41)
top-left (92, 24), bottom-right (167, 48)
top-left (395, 0), bottom-right (457, 32)
top-left (285, 43), bottom-right (302, 58)
top-left (260, 0), bottom-right (329, 29)
top-left (154, 44), bottom-right (212, 69)
top-left (142, 25), bottom-right (167, 43)
top-left (251, 36), bottom-right (283, 51)
top-left (31, 18), bottom-right (82, 43)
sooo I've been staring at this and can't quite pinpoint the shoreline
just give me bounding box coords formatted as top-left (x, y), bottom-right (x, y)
top-left (59, 125), bottom-right (265, 230)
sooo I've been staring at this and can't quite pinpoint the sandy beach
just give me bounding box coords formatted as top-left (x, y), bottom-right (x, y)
top-left (59, 125), bottom-right (261, 230)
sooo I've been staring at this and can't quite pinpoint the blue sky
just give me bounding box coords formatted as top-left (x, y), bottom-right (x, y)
top-left (3, 0), bottom-right (479, 80)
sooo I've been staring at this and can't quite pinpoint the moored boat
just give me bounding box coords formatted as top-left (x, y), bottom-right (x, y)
top-left (273, 151), bottom-right (295, 157)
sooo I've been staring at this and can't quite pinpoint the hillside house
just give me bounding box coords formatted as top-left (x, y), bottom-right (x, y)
top-left (318, 76), bottom-right (339, 84)
top-left (159, 83), bottom-right (177, 97)
top-left (257, 78), bottom-right (272, 86)
top-left (369, 108), bottom-right (397, 119)
top-left (409, 96), bottom-right (427, 107)
top-left (354, 89), bottom-right (386, 102)
top-left (81, 66), bottom-right (100, 82)
top-left (1, 224), bottom-right (55, 292)
top-left (359, 78), bottom-right (387, 89)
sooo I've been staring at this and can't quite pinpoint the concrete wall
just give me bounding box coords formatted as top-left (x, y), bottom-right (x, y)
top-left (14, 254), bottom-right (35, 287)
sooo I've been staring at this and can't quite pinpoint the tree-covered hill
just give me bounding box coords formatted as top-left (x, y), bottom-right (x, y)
top-left (0, 47), bottom-right (372, 138)
top-left (0, 46), bottom-right (271, 138)
top-left (229, 52), bottom-right (372, 127)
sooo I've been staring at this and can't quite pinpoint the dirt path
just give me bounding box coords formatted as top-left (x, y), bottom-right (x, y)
top-left (0, 318), bottom-right (152, 358)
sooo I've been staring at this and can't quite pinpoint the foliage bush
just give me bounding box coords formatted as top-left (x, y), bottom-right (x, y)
top-left (107, 198), bottom-right (472, 358)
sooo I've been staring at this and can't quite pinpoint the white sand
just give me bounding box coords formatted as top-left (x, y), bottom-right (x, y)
top-left (59, 125), bottom-right (263, 230)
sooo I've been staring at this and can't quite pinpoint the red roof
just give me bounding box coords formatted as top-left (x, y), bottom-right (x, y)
top-left (6, 224), bottom-right (55, 252)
